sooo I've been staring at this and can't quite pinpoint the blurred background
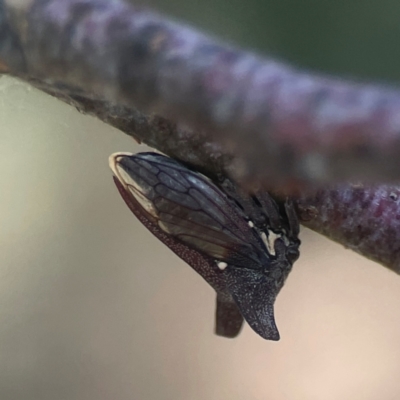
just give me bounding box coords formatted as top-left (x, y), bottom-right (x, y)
top-left (2, 1), bottom-right (400, 399)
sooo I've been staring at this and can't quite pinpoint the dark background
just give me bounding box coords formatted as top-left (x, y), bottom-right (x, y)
top-left (146, 0), bottom-right (400, 81)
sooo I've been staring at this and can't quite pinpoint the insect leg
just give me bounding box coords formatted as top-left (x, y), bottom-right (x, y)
top-left (215, 292), bottom-right (244, 338)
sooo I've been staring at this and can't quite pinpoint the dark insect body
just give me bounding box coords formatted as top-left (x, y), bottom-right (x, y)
top-left (109, 152), bottom-right (300, 340)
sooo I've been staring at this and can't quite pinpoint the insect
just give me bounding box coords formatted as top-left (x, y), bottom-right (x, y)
top-left (109, 152), bottom-right (300, 340)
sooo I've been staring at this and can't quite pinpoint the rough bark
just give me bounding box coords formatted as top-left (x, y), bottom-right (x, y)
top-left (2, 0), bottom-right (400, 189)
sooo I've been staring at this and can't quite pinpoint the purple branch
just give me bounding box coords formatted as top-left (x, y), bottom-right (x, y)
top-left (1, 0), bottom-right (400, 271)
top-left (296, 185), bottom-right (400, 273)
top-left (28, 79), bottom-right (400, 273)
top-left (2, 0), bottom-right (400, 189)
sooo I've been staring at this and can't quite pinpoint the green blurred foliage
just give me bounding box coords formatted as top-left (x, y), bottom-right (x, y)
top-left (144, 0), bottom-right (400, 82)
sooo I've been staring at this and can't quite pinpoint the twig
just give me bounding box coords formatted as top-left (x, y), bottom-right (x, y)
top-left (1, 0), bottom-right (400, 272)
top-left (296, 185), bottom-right (400, 273)
top-left (26, 79), bottom-right (400, 273)
top-left (2, 0), bottom-right (400, 189)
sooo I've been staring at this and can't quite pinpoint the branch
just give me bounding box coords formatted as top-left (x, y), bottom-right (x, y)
top-left (296, 185), bottom-right (400, 273)
top-left (2, 0), bottom-right (400, 189)
top-left (1, 0), bottom-right (400, 272)
top-left (27, 77), bottom-right (230, 178)
top-left (25, 79), bottom-right (400, 274)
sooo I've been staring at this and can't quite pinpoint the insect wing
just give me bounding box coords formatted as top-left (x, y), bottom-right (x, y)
top-left (110, 152), bottom-right (264, 269)
top-left (111, 155), bottom-right (247, 338)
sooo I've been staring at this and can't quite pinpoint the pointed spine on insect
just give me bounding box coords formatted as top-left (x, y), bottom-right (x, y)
top-left (109, 152), bottom-right (300, 340)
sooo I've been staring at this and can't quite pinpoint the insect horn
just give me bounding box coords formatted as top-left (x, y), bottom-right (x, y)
top-left (225, 268), bottom-right (280, 340)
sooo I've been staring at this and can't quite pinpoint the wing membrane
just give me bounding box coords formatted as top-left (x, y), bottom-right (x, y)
top-left (112, 153), bottom-right (265, 268)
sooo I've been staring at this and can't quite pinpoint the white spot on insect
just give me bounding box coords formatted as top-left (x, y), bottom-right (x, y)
top-left (248, 220), bottom-right (254, 228)
top-left (261, 230), bottom-right (282, 256)
top-left (282, 235), bottom-right (290, 246)
top-left (217, 262), bottom-right (228, 270)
